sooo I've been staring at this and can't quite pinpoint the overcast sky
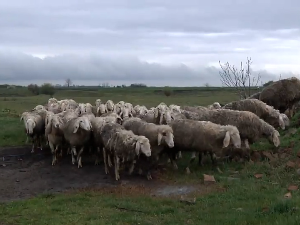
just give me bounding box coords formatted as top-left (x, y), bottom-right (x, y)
top-left (0, 0), bottom-right (299, 86)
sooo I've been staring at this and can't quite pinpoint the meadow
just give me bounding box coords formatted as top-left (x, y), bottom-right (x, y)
top-left (0, 86), bottom-right (300, 225)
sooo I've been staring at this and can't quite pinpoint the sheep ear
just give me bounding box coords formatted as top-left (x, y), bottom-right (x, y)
top-left (273, 131), bottom-right (280, 147)
top-left (159, 113), bottom-right (164, 125)
top-left (278, 115), bottom-right (285, 130)
top-left (158, 133), bottom-right (163, 146)
top-left (223, 131), bottom-right (230, 148)
top-left (73, 120), bottom-right (80, 133)
top-left (135, 141), bottom-right (140, 155)
top-left (20, 115), bottom-right (24, 121)
top-left (154, 108), bottom-right (159, 118)
top-left (97, 107), bottom-right (100, 114)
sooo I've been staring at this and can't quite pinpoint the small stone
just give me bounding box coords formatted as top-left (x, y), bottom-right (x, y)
top-left (203, 174), bottom-right (216, 183)
top-left (284, 192), bottom-right (292, 199)
top-left (286, 161), bottom-right (296, 168)
top-left (254, 174), bottom-right (263, 179)
top-left (287, 185), bottom-right (298, 191)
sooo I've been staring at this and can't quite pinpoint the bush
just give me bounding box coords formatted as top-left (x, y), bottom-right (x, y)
top-left (40, 83), bottom-right (55, 96)
top-left (163, 87), bottom-right (172, 97)
top-left (27, 84), bottom-right (39, 95)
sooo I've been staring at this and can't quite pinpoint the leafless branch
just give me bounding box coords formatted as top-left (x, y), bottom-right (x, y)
top-left (219, 57), bottom-right (262, 99)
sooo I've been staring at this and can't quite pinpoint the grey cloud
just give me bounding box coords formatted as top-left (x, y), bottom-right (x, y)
top-left (0, 0), bottom-right (299, 85)
top-left (0, 51), bottom-right (282, 87)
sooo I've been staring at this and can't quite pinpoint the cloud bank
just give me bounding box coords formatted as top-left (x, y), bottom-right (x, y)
top-left (0, 0), bottom-right (299, 86)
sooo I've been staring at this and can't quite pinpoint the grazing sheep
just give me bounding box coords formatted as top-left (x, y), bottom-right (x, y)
top-left (165, 119), bottom-right (242, 173)
top-left (106, 100), bottom-right (115, 112)
top-left (259, 77), bottom-right (300, 117)
top-left (122, 117), bottom-right (174, 180)
top-left (182, 109), bottom-right (280, 149)
top-left (45, 114), bottom-right (64, 165)
top-left (101, 123), bottom-right (151, 180)
top-left (59, 116), bottom-right (92, 168)
top-left (223, 99), bottom-right (285, 130)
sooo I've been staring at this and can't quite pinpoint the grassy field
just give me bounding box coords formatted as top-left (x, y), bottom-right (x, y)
top-left (1, 86), bottom-right (300, 225)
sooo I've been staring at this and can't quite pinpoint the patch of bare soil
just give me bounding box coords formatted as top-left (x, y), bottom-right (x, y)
top-left (0, 146), bottom-right (215, 202)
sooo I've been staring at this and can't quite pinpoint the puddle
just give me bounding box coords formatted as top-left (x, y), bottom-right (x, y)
top-left (153, 185), bottom-right (197, 197)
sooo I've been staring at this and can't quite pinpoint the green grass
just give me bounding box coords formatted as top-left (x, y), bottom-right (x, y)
top-left (1, 87), bottom-right (300, 225)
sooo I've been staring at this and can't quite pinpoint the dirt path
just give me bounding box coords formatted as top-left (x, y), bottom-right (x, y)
top-left (0, 146), bottom-right (202, 202)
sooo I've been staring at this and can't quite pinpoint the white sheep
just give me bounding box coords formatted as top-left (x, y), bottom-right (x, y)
top-left (106, 100), bottom-right (115, 112)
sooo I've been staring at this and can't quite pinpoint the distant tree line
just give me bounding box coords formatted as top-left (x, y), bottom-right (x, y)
top-left (28, 83), bottom-right (55, 97)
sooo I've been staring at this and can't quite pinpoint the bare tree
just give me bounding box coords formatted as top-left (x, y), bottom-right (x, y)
top-left (218, 57), bottom-right (261, 99)
top-left (65, 78), bottom-right (72, 88)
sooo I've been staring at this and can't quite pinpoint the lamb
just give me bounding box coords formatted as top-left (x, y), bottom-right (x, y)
top-left (100, 123), bottom-right (151, 180)
top-left (106, 100), bottom-right (115, 112)
top-left (45, 114), bottom-right (65, 165)
top-left (223, 99), bottom-right (285, 130)
top-left (165, 119), bottom-right (242, 174)
top-left (122, 117), bottom-right (174, 180)
top-left (95, 99), bottom-right (102, 108)
top-left (259, 77), bottom-right (300, 117)
top-left (182, 109), bottom-right (280, 149)
top-left (59, 116), bottom-right (92, 168)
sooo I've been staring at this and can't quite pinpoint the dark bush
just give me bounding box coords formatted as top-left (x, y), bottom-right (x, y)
top-left (40, 83), bottom-right (55, 97)
top-left (27, 84), bottom-right (39, 95)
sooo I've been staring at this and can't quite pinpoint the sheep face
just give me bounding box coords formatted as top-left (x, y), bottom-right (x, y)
top-left (106, 100), bottom-right (114, 111)
top-left (158, 129), bottom-right (174, 148)
top-left (212, 102), bottom-right (221, 109)
top-left (26, 119), bottom-right (36, 134)
top-left (224, 130), bottom-right (241, 149)
top-left (85, 103), bottom-right (93, 113)
top-left (73, 117), bottom-right (91, 133)
top-left (160, 110), bottom-right (172, 124)
top-left (281, 114), bottom-right (290, 127)
top-left (97, 104), bottom-right (107, 114)
top-left (135, 137), bottom-right (151, 157)
top-left (95, 99), bottom-right (101, 107)
top-left (120, 107), bottom-right (133, 119)
top-left (278, 115), bottom-right (285, 130)
top-left (269, 130), bottom-right (280, 147)
top-left (52, 115), bottom-right (62, 128)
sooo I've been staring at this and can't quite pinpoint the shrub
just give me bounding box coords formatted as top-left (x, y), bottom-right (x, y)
top-left (27, 84), bottom-right (39, 95)
top-left (40, 83), bottom-right (55, 97)
top-left (163, 87), bottom-right (172, 97)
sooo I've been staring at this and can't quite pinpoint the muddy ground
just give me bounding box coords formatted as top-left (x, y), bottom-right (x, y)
top-left (0, 146), bottom-right (205, 203)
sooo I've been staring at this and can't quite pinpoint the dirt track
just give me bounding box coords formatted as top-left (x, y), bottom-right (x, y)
top-left (0, 146), bottom-right (202, 202)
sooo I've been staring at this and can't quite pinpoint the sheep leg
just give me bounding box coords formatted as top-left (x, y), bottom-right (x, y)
top-left (114, 155), bottom-right (120, 181)
top-left (128, 160), bottom-right (136, 175)
top-left (77, 147), bottom-right (84, 168)
top-left (39, 136), bottom-right (43, 150)
top-left (95, 147), bottom-right (101, 166)
top-left (49, 142), bottom-right (56, 166)
top-left (71, 147), bottom-right (76, 165)
top-left (177, 151), bottom-right (182, 159)
top-left (102, 148), bottom-right (109, 174)
top-left (31, 136), bottom-right (35, 153)
top-left (59, 145), bottom-right (63, 157)
top-left (244, 139), bottom-right (250, 149)
top-left (108, 154), bottom-right (113, 167)
top-left (67, 147), bottom-right (71, 155)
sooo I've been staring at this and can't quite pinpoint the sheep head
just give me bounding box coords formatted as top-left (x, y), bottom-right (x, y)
top-left (95, 99), bottom-right (101, 107)
top-left (278, 114), bottom-right (285, 130)
top-left (270, 130), bottom-right (280, 147)
top-left (135, 136), bottom-right (151, 157)
top-left (73, 117), bottom-right (91, 133)
top-left (157, 126), bottom-right (174, 148)
top-left (26, 118), bottom-right (36, 134)
top-left (120, 107), bottom-right (133, 119)
top-left (97, 104), bottom-right (107, 115)
top-left (159, 109), bottom-right (172, 125)
top-left (223, 126), bottom-right (241, 148)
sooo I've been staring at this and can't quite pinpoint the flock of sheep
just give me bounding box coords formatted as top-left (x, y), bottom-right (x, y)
top-left (20, 77), bottom-right (300, 180)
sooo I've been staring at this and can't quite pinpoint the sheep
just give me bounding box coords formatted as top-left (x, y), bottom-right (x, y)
top-left (114, 101), bottom-right (124, 114)
top-left (91, 116), bottom-right (122, 166)
top-left (134, 105), bottom-right (148, 116)
top-left (45, 114), bottom-right (65, 165)
top-left (182, 108), bottom-right (280, 149)
top-left (100, 112), bottom-right (123, 124)
top-left (259, 77), bottom-right (300, 117)
top-left (281, 113), bottom-right (290, 127)
top-left (97, 103), bottom-right (108, 116)
top-left (100, 122), bottom-right (151, 180)
top-left (33, 105), bottom-right (46, 111)
top-left (223, 99), bottom-right (286, 130)
top-left (106, 100), bottom-right (115, 112)
top-left (165, 119), bottom-right (242, 174)
top-left (119, 106), bottom-right (133, 119)
top-left (20, 110), bottom-right (46, 153)
top-left (59, 116), bottom-right (92, 168)
top-left (122, 117), bottom-right (174, 180)
top-left (124, 102), bottom-right (134, 114)
top-left (48, 102), bottom-right (61, 114)
top-left (207, 102), bottom-right (222, 109)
